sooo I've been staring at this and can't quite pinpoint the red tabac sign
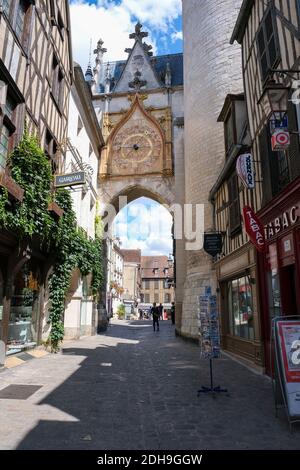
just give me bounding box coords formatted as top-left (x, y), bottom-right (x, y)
top-left (243, 206), bottom-right (266, 252)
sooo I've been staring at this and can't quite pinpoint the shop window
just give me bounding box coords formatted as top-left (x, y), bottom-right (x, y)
top-left (256, 7), bottom-right (280, 83)
top-left (227, 276), bottom-right (254, 341)
top-left (8, 260), bottom-right (40, 354)
top-left (227, 172), bottom-right (241, 234)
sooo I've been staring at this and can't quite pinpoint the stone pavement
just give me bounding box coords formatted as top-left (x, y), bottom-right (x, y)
top-left (0, 319), bottom-right (299, 450)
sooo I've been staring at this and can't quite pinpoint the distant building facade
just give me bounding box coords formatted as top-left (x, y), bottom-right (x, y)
top-left (121, 249), bottom-right (141, 304)
top-left (140, 256), bottom-right (174, 307)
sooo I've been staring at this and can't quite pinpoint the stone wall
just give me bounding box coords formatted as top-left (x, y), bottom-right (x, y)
top-left (181, 0), bottom-right (243, 339)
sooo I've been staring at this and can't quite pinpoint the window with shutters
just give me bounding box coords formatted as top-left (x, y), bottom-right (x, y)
top-left (154, 279), bottom-right (159, 289)
top-left (154, 293), bottom-right (159, 304)
top-left (165, 293), bottom-right (171, 303)
top-left (228, 172), bottom-right (241, 235)
top-left (256, 7), bottom-right (280, 83)
top-left (144, 280), bottom-right (150, 290)
top-left (144, 294), bottom-right (150, 303)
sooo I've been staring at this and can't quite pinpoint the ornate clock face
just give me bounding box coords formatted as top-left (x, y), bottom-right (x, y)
top-left (121, 133), bottom-right (152, 162)
top-left (110, 108), bottom-right (163, 175)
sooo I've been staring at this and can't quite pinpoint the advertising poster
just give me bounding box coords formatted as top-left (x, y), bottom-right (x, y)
top-left (276, 321), bottom-right (300, 417)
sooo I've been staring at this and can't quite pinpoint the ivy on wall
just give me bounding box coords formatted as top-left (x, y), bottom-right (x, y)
top-left (0, 132), bottom-right (103, 351)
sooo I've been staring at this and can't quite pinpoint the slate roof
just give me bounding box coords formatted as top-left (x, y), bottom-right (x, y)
top-left (98, 53), bottom-right (183, 92)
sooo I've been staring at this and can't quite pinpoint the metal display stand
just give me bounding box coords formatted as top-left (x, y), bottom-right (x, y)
top-left (197, 359), bottom-right (228, 395)
top-left (271, 315), bottom-right (300, 431)
top-left (197, 288), bottom-right (228, 397)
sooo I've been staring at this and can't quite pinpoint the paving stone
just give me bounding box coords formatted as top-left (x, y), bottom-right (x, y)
top-left (0, 319), bottom-right (299, 449)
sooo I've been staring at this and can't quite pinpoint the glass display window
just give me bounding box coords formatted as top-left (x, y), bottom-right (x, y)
top-left (227, 275), bottom-right (254, 341)
top-left (7, 260), bottom-right (40, 354)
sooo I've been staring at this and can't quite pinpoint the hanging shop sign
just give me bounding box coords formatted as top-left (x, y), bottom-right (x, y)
top-left (276, 321), bottom-right (300, 417)
top-left (243, 206), bottom-right (266, 252)
top-left (54, 171), bottom-right (86, 188)
top-left (271, 130), bottom-right (290, 151)
top-left (269, 115), bottom-right (288, 134)
top-left (203, 233), bottom-right (223, 257)
top-left (236, 153), bottom-right (255, 189)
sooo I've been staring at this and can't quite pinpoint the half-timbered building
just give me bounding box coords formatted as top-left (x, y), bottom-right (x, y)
top-left (0, 1), bottom-right (72, 357)
top-left (212, 0), bottom-right (300, 373)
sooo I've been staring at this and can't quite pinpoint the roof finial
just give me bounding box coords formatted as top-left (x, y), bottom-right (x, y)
top-left (128, 70), bottom-right (147, 91)
top-left (85, 38), bottom-right (94, 83)
top-left (129, 22), bottom-right (148, 41)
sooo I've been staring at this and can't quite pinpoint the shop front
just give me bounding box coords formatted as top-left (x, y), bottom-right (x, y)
top-left (0, 235), bottom-right (46, 358)
top-left (216, 243), bottom-right (264, 370)
top-left (258, 179), bottom-right (300, 375)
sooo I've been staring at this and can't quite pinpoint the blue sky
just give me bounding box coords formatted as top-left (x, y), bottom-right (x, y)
top-left (114, 197), bottom-right (173, 256)
top-left (70, 0), bottom-right (183, 68)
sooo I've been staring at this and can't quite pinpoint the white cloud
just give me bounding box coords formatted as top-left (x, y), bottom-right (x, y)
top-left (70, 0), bottom-right (181, 69)
top-left (120, 0), bottom-right (182, 31)
top-left (171, 30), bottom-right (183, 42)
top-left (114, 198), bottom-right (173, 256)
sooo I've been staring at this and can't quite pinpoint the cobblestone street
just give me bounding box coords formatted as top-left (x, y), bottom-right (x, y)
top-left (0, 320), bottom-right (299, 450)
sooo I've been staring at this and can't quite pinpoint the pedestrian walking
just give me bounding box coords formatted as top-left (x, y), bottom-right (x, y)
top-left (171, 302), bottom-right (175, 325)
top-left (158, 303), bottom-right (163, 320)
top-left (151, 303), bottom-right (160, 332)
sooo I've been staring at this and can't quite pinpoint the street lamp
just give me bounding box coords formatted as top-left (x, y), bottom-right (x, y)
top-left (258, 79), bottom-right (290, 120)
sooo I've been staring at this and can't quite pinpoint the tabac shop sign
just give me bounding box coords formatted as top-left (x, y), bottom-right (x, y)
top-left (54, 171), bottom-right (86, 188)
top-left (265, 204), bottom-right (300, 240)
top-left (243, 206), bottom-right (266, 252)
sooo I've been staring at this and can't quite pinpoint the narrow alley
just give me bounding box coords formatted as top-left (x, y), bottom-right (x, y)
top-left (0, 320), bottom-right (299, 450)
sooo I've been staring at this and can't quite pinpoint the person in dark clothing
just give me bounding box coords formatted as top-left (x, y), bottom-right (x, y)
top-left (151, 303), bottom-right (160, 331)
top-left (171, 302), bottom-right (175, 325)
top-left (158, 303), bottom-right (163, 320)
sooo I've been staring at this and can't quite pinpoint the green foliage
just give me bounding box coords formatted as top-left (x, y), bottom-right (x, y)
top-left (0, 133), bottom-right (103, 352)
top-left (117, 304), bottom-right (125, 319)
